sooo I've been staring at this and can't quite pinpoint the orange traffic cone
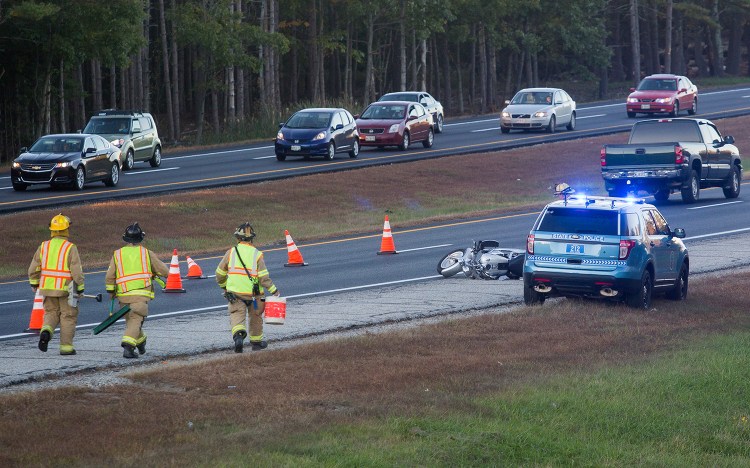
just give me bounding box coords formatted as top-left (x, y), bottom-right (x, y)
top-left (377, 215), bottom-right (398, 255)
top-left (284, 230), bottom-right (308, 267)
top-left (184, 256), bottom-right (206, 279)
top-left (163, 248), bottom-right (186, 293)
top-left (25, 290), bottom-right (45, 332)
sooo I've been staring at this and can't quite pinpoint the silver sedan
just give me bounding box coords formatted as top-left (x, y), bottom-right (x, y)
top-left (500, 88), bottom-right (576, 134)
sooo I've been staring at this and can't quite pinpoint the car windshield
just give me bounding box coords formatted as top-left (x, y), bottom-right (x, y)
top-left (537, 208), bottom-right (619, 235)
top-left (360, 104), bottom-right (406, 120)
top-left (629, 120), bottom-right (702, 143)
top-left (29, 137), bottom-right (83, 153)
top-left (637, 79), bottom-right (677, 91)
top-left (285, 111), bottom-right (332, 129)
top-left (379, 93), bottom-right (418, 102)
top-left (511, 92), bottom-right (552, 105)
top-left (83, 117), bottom-right (131, 135)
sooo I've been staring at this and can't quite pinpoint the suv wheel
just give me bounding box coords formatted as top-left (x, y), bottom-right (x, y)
top-left (723, 165), bottom-right (741, 199)
top-left (12, 182), bottom-right (28, 192)
top-left (626, 269), bottom-right (652, 309)
top-left (680, 169), bottom-right (700, 203)
top-left (123, 149), bottom-right (135, 171)
top-left (149, 146), bottom-right (162, 167)
top-left (523, 279), bottom-right (546, 306)
top-left (666, 262), bottom-right (689, 301)
top-left (104, 163), bottom-right (120, 187)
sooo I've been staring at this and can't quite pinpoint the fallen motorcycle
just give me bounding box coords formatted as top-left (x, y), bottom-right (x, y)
top-left (437, 240), bottom-right (525, 280)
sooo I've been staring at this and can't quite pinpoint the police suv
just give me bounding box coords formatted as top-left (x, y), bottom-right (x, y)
top-left (523, 193), bottom-right (689, 309)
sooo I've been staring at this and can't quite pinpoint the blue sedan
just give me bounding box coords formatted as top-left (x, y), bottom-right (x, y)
top-left (275, 108), bottom-right (359, 161)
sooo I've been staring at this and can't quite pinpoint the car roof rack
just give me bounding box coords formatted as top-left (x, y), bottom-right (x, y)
top-left (94, 109), bottom-right (145, 117)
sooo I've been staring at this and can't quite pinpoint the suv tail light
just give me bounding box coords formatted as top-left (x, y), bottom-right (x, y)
top-left (619, 240), bottom-right (636, 259)
top-left (674, 145), bottom-right (684, 164)
top-left (527, 234), bottom-right (535, 254)
top-left (600, 147), bottom-right (606, 166)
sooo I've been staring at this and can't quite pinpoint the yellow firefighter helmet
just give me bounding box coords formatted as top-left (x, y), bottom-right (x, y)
top-left (49, 214), bottom-right (71, 231)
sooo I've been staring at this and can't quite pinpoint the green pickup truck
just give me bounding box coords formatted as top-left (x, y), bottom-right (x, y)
top-left (601, 118), bottom-right (742, 203)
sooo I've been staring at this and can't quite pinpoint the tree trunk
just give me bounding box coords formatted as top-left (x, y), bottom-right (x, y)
top-left (709, 0), bottom-right (724, 76)
top-left (171, 0), bottom-right (181, 138)
top-left (664, 0), bottom-right (673, 74)
top-left (673, 10), bottom-right (685, 75)
top-left (611, 11), bottom-right (625, 81)
top-left (629, 0), bottom-right (641, 85)
top-left (456, 40), bottom-right (464, 114)
top-left (77, 63), bottom-right (86, 129)
top-left (442, 34), bottom-right (451, 111)
top-left (158, 0), bottom-right (175, 140)
top-left (142, 3), bottom-right (151, 111)
top-left (344, 20), bottom-right (352, 101)
top-left (399, 0), bottom-right (406, 91)
top-left (726, 12), bottom-right (743, 75)
top-left (478, 24), bottom-right (487, 113)
top-left (59, 59), bottom-right (66, 133)
top-left (364, 12), bottom-right (376, 103)
top-left (109, 64), bottom-right (117, 109)
top-left (411, 29), bottom-right (417, 88)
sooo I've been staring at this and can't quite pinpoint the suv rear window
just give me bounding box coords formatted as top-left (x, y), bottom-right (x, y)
top-left (629, 120), bottom-right (702, 143)
top-left (537, 208), bottom-right (618, 235)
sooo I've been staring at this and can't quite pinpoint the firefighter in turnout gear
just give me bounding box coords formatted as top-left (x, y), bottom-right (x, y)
top-left (105, 223), bottom-right (169, 358)
top-left (216, 222), bottom-right (279, 353)
top-left (28, 214), bottom-right (85, 355)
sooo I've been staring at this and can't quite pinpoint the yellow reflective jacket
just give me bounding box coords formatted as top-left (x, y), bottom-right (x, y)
top-left (28, 237), bottom-right (85, 296)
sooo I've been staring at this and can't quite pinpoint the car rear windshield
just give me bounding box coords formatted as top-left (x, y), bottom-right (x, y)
top-left (537, 208), bottom-right (619, 235)
top-left (380, 93), bottom-right (418, 102)
top-left (629, 120), bottom-right (702, 143)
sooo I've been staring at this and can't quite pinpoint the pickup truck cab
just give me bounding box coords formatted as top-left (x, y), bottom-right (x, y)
top-left (601, 118), bottom-right (742, 203)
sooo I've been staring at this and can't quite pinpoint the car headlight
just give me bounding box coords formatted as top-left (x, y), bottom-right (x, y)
top-left (312, 131), bottom-right (326, 141)
top-left (55, 162), bottom-right (71, 168)
top-left (110, 139), bottom-right (124, 148)
top-left (655, 97), bottom-right (673, 104)
top-left (533, 111), bottom-right (548, 118)
top-left (276, 131), bottom-right (284, 140)
top-left (501, 111), bottom-right (510, 118)
top-left (12, 161), bottom-right (20, 168)
top-left (627, 97), bottom-right (639, 103)
top-left (388, 124), bottom-right (400, 133)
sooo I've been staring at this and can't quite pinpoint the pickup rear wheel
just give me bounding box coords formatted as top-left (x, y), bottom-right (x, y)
top-left (680, 169), bottom-right (700, 203)
top-left (723, 165), bottom-right (741, 199)
top-left (653, 189), bottom-right (670, 202)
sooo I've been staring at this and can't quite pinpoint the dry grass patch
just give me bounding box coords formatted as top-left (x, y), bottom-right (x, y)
top-left (2, 271), bottom-right (750, 466)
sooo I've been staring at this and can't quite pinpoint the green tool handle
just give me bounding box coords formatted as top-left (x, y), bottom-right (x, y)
top-left (154, 276), bottom-right (166, 288)
top-left (108, 298), bottom-right (115, 316)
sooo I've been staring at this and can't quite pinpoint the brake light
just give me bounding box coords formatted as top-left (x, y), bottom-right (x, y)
top-left (527, 234), bottom-right (535, 254)
top-left (674, 145), bottom-right (684, 164)
top-left (600, 147), bottom-right (606, 166)
top-left (619, 240), bottom-right (636, 259)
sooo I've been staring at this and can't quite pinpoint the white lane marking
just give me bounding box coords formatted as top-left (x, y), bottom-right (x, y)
top-left (167, 146), bottom-right (275, 161)
top-left (0, 176), bottom-right (10, 180)
top-left (253, 155), bottom-right (278, 160)
top-left (0, 187), bottom-right (13, 190)
top-left (471, 126), bottom-right (501, 133)
top-left (685, 227), bottom-right (750, 241)
top-left (124, 167), bottom-right (179, 175)
top-left (445, 118), bottom-right (498, 127)
top-left (687, 201), bottom-right (744, 210)
top-left (577, 114), bottom-right (606, 120)
top-left (0, 300), bottom-right (26, 306)
top-left (398, 243), bottom-right (452, 253)
top-left (0, 275), bottom-right (444, 340)
top-left (743, 96), bottom-right (750, 98)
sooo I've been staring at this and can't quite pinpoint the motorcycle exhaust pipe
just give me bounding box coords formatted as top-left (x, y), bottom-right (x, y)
top-left (599, 288), bottom-right (618, 297)
top-left (533, 283), bottom-right (552, 293)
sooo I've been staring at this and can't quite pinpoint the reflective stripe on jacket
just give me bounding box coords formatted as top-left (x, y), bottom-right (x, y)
top-left (114, 245), bottom-right (154, 298)
top-left (225, 244), bottom-right (261, 294)
top-left (39, 238), bottom-right (73, 291)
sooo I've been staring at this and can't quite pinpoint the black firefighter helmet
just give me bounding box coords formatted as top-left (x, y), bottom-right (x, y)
top-left (234, 222), bottom-right (256, 242)
top-left (123, 222), bottom-right (146, 243)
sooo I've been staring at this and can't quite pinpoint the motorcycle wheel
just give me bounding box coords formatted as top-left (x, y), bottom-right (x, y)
top-left (436, 249), bottom-right (465, 278)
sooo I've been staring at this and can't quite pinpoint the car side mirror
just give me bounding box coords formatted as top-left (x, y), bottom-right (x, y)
top-left (724, 135), bottom-right (735, 144)
top-left (353, 114), bottom-right (360, 119)
top-left (335, 124), bottom-right (344, 130)
top-left (20, 147), bottom-right (27, 153)
top-left (679, 88), bottom-right (687, 93)
top-left (629, 87), bottom-right (636, 92)
top-left (85, 147), bottom-right (97, 154)
top-left (671, 227), bottom-right (686, 238)
top-left (408, 115), bottom-right (418, 121)
top-left (504, 99), bottom-right (510, 105)
top-left (278, 122), bottom-right (284, 128)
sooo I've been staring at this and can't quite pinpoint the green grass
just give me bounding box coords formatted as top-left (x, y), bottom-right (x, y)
top-left (238, 332), bottom-right (750, 466)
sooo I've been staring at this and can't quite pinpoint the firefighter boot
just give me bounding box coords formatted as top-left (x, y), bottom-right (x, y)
top-left (38, 330), bottom-right (51, 352)
top-left (251, 340), bottom-right (268, 351)
top-left (136, 339), bottom-right (146, 355)
top-left (122, 344), bottom-right (138, 359)
top-left (233, 331), bottom-right (246, 353)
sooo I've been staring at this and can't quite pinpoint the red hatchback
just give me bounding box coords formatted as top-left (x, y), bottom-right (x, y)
top-left (355, 101), bottom-right (434, 150)
top-left (626, 74), bottom-right (698, 118)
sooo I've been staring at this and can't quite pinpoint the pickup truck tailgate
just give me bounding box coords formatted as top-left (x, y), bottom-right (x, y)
top-left (603, 143), bottom-right (679, 167)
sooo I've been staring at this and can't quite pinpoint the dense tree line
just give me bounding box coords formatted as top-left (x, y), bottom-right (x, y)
top-left (1, 0), bottom-right (749, 162)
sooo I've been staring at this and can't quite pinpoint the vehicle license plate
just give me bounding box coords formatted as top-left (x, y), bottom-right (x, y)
top-left (633, 171), bottom-right (648, 177)
top-left (641, 104), bottom-right (650, 109)
top-left (566, 244), bottom-right (584, 254)
top-left (365, 136), bottom-right (376, 142)
top-left (291, 145), bottom-right (301, 151)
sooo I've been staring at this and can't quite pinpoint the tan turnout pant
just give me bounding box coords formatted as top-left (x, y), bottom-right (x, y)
top-left (121, 300), bottom-right (148, 347)
top-left (42, 296), bottom-right (79, 349)
top-left (229, 296), bottom-right (265, 342)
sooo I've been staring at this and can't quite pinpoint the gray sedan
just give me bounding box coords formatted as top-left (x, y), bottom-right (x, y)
top-left (500, 88), bottom-right (576, 134)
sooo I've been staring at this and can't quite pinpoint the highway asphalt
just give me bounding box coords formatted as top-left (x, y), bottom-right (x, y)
top-left (2, 230), bottom-right (748, 392)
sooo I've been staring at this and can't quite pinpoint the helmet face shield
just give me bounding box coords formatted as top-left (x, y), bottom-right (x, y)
top-left (234, 222), bottom-right (256, 241)
top-left (123, 222), bottom-right (146, 243)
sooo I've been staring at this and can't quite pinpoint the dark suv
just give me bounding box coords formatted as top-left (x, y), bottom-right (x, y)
top-left (83, 110), bottom-right (162, 170)
top-left (523, 194), bottom-right (689, 309)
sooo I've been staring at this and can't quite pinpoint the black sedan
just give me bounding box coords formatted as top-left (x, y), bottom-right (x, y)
top-left (11, 134), bottom-right (121, 191)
